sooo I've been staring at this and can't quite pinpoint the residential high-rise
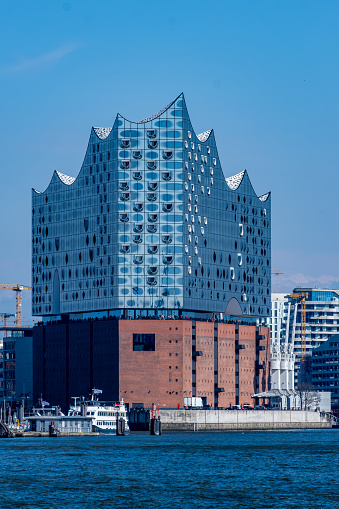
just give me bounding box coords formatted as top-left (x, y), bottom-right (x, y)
top-left (269, 288), bottom-right (339, 383)
top-left (311, 334), bottom-right (339, 409)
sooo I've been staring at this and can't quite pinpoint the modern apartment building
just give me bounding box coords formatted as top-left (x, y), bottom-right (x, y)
top-left (269, 289), bottom-right (339, 381)
top-left (269, 293), bottom-right (288, 344)
top-left (311, 334), bottom-right (339, 408)
top-left (1, 330), bottom-right (33, 406)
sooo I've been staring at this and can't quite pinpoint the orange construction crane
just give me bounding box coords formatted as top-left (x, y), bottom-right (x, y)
top-left (0, 313), bottom-right (14, 338)
top-left (1, 316), bottom-right (41, 325)
top-left (0, 284), bottom-right (31, 327)
top-left (290, 292), bottom-right (309, 382)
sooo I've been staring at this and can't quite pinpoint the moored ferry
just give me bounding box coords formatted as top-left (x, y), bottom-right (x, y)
top-left (68, 389), bottom-right (130, 434)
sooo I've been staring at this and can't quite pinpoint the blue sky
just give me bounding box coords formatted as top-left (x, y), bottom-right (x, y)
top-left (0, 0), bottom-right (338, 320)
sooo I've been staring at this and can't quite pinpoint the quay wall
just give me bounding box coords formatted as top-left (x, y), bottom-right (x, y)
top-left (159, 410), bottom-right (332, 430)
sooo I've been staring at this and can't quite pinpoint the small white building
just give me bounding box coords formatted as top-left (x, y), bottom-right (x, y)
top-left (27, 415), bottom-right (93, 433)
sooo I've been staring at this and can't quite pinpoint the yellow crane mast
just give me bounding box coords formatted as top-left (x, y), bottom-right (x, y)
top-left (0, 313), bottom-right (15, 338)
top-left (0, 285), bottom-right (31, 327)
top-left (290, 292), bottom-right (309, 381)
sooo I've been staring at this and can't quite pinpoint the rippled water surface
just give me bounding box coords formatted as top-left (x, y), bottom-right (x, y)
top-left (0, 430), bottom-right (339, 508)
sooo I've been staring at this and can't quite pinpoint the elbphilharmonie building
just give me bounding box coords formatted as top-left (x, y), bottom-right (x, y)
top-left (32, 93), bottom-right (271, 319)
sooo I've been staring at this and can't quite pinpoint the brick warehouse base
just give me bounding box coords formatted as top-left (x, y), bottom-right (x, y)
top-left (33, 319), bottom-right (270, 411)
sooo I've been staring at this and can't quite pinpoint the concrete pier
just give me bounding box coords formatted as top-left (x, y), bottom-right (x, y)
top-left (159, 410), bottom-right (332, 431)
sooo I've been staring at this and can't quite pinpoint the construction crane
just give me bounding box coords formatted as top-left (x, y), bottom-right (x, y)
top-left (3, 316), bottom-right (40, 323)
top-left (272, 270), bottom-right (283, 275)
top-left (290, 292), bottom-right (309, 382)
top-left (0, 285), bottom-right (31, 327)
top-left (0, 313), bottom-right (14, 338)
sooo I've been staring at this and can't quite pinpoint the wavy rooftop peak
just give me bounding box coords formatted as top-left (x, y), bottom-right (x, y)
top-left (259, 192), bottom-right (270, 202)
top-left (225, 170), bottom-right (246, 190)
top-left (92, 93), bottom-right (213, 143)
top-left (196, 130), bottom-right (212, 142)
top-left (138, 97), bottom-right (178, 123)
top-left (93, 127), bottom-right (112, 140)
top-left (56, 171), bottom-right (76, 185)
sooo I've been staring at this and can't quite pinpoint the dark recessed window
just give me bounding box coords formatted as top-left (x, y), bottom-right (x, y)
top-left (148, 140), bottom-right (157, 149)
top-left (133, 333), bottom-right (155, 352)
top-left (147, 161), bottom-right (157, 170)
top-left (120, 139), bottom-right (130, 148)
top-left (147, 129), bottom-right (156, 139)
top-left (163, 150), bottom-right (173, 160)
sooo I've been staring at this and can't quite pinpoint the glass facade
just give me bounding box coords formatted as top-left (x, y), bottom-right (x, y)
top-left (32, 94), bottom-right (271, 318)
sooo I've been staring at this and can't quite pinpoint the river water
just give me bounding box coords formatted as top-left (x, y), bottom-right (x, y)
top-left (0, 430), bottom-right (338, 508)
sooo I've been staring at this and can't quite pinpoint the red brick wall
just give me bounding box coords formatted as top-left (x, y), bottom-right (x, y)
top-left (217, 324), bottom-right (236, 408)
top-left (195, 322), bottom-right (214, 406)
top-left (118, 321), bottom-right (270, 409)
top-left (119, 320), bottom-right (190, 409)
top-left (238, 326), bottom-right (257, 405)
top-left (34, 319), bottom-right (271, 411)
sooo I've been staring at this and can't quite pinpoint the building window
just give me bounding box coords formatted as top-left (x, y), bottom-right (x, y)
top-left (120, 139), bottom-right (130, 148)
top-left (147, 193), bottom-right (157, 202)
top-left (162, 171), bottom-right (172, 181)
top-left (133, 150), bottom-right (142, 159)
top-left (147, 224), bottom-right (157, 233)
top-left (148, 140), bottom-right (157, 149)
top-left (147, 161), bottom-right (157, 170)
top-left (133, 203), bottom-right (143, 212)
top-left (133, 334), bottom-right (155, 351)
top-left (147, 129), bottom-right (156, 139)
top-left (162, 234), bottom-right (172, 244)
top-left (163, 150), bottom-right (173, 160)
top-left (147, 276), bottom-right (157, 286)
top-left (134, 223), bottom-right (143, 233)
top-left (120, 192), bottom-right (130, 201)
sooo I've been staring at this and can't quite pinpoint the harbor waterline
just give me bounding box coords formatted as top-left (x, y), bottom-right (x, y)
top-left (1, 430), bottom-right (339, 508)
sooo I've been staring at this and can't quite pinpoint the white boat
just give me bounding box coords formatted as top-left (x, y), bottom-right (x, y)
top-left (68, 390), bottom-right (130, 434)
